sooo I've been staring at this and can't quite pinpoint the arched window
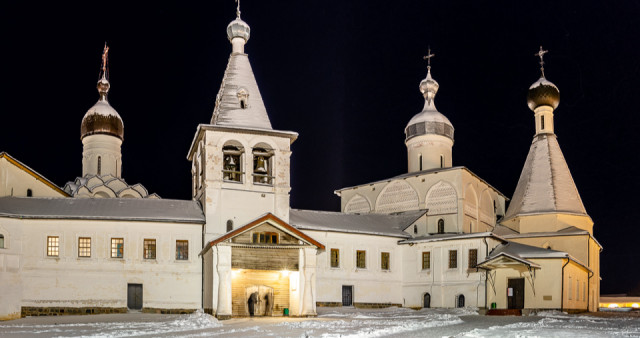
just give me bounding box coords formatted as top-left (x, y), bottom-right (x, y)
top-left (438, 219), bottom-right (445, 234)
top-left (423, 293), bottom-right (431, 308)
top-left (457, 294), bottom-right (465, 308)
top-left (223, 144), bottom-right (244, 182)
top-left (419, 154), bottom-right (423, 171)
top-left (226, 220), bottom-right (234, 232)
top-left (26, 189), bottom-right (33, 197)
top-left (440, 155), bottom-right (444, 168)
top-left (541, 115), bottom-right (545, 130)
top-left (0, 234), bottom-right (4, 248)
top-left (237, 87), bottom-right (249, 109)
top-left (97, 156), bottom-right (102, 175)
top-left (413, 224), bottom-right (417, 234)
top-left (253, 146), bottom-right (273, 185)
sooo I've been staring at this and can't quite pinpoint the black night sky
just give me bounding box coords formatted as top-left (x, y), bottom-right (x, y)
top-left (1, 2), bottom-right (638, 294)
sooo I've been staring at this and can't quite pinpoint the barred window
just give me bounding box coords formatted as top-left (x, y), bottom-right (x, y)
top-left (47, 236), bottom-right (59, 257)
top-left (449, 250), bottom-right (457, 269)
top-left (176, 240), bottom-right (189, 260)
top-left (78, 237), bottom-right (91, 257)
top-left (144, 239), bottom-right (156, 259)
top-left (381, 252), bottom-right (390, 270)
top-left (111, 238), bottom-right (124, 258)
top-left (330, 248), bottom-right (340, 268)
top-left (356, 250), bottom-right (366, 269)
top-left (422, 251), bottom-right (431, 270)
top-left (468, 249), bottom-right (478, 268)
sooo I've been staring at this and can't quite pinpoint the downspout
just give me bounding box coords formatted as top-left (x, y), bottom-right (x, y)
top-left (587, 236), bottom-right (590, 311)
top-left (561, 258), bottom-right (570, 311)
top-left (483, 237), bottom-right (489, 310)
top-left (201, 223), bottom-right (205, 309)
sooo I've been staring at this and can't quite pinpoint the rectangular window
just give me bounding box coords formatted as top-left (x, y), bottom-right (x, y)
top-left (422, 251), bottom-right (431, 270)
top-left (252, 232), bottom-right (279, 244)
top-left (176, 240), bottom-right (189, 260)
top-left (448, 250), bottom-right (457, 269)
top-left (468, 249), bottom-right (478, 268)
top-left (144, 239), bottom-right (156, 260)
top-left (356, 250), bottom-right (366, 269)
top-left (47, 236), bottom-right (59, 257)
top-left (78, 237), bottom-right (91, 257)
top-left (330, 248), bottom-right (340, 268)
top-left (111, 238), bottom-right (124, 258)
top-left (381, 252), bottom-right (390, 270)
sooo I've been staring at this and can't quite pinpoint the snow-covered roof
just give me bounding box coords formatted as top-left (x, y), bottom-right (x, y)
top-left (0, 197), bottom-right (204, 223)
top-left (211, 52), bottom-right (272, 130)
top-left (64, 174), bottom-right (159, 199)
top-left (399, 232), bottom-right (505, 244)
top-left (487, 241), bottom-right (569, 260)
top-left (504, 134), bottom-right (587, 220)
top-left (290, 209), bottom-right (426, 238)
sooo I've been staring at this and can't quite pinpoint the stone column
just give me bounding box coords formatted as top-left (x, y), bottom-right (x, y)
top-left (301, 247), bottom-right (317, 316)
top-left (216, 245), bottom-right (232, 319)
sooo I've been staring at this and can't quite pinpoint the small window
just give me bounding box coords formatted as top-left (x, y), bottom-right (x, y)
top-left (438, 219), bottom-right (445, 234)
top-left (223, 145), bottom-right (243, 182)
top-left (226, 220), bottom-right (234, 232)
top-left (253, 147), bottom-right (273, 185)
top-left (422, 251), bottom-right (431, 270)
top-left (237, 87), bottom-right (249, 109)
top-left (356, 250), bottom-right (366, 269)
top-left (330, 248), bottom-right (340, 268)
top-left (381, 252), bottom-right (390, 271)
top-left (252, 232), bottom-right (279, 244)
top-left (440, 155), bottom-right (444, 168)
top-left (176, 240), bottom-right (189, 260)
top-left (0, 234), bottom-right (4, 249)
top-left (419, 154), bottom-right (423, 171)
top-left (78, 237), bottom-right (91, 257)
top-left (457, 294), bottom-right (465, 308)
top-left (468, 249), bottom-right (478, 268)
top-left (413, 224), bottom-right (417, 234)
top-left (144, 239), bottom-right (156, 259)
top-left (541, 115), bottom-right (545, 130)
top-left (449, 250), bottom-right (458, 269)
top-left (27, 189), bottom-right (33, 197)
top-left (47, 236), bottom-right (59, 257)
top-left (97, 156), bottom-right (102, 176)
top-left (111, 238), bottom-right (124, 258)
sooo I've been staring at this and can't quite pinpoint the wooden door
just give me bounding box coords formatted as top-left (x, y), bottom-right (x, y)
top-left (423, 293), bottom-right (431, 308)
top-left (507, 278), bottom-right (525, 309)
top-left (127, 284), bottom-right (143, 310)
top-left (342, 285), bottom-right (353, 306)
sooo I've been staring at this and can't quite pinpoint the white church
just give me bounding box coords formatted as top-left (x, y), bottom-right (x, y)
top-left (0, 8), bottom-right (600, 321)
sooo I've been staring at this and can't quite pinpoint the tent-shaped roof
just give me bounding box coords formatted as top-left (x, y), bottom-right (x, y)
top-left (504, 134), bottom-right (587, 220)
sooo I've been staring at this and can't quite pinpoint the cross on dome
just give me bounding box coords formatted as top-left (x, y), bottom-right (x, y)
top-left (423, 47), bottom-right (435, 71)
top-left (535, 46), bottom-right (548, 77)
top-left (235, 0), bottom-right (241, 18)
top-left (100, 43), bottom-right (109, 81)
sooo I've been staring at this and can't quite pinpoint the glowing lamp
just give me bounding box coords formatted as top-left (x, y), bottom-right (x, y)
top-left (608, 303), bottom-right (619, 308)
top-left (632, 303), bottom-right (639, 309)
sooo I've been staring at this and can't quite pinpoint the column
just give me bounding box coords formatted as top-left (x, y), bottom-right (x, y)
top-left (216, 245), bottom-right (232, 319)
top-left (301, 247), bottom-right (317, 316)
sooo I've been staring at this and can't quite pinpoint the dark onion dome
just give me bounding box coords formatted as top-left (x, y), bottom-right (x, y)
top-left (81, 76), bottom-right (124, 140)
top-left (527, 77), bottom-right (560, 111)
top-left (227, 17), bottom-right (250, 43)
top-left (405, 69), bottom-right (454, 142)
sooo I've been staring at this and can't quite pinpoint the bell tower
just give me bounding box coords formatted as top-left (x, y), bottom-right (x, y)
top-left (188, 8), bottom-right (298, 243)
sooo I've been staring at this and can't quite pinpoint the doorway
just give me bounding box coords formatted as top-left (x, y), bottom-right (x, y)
top-left (127, 284), bottom-right (143, 310)
top-left (423, 293), bottom-right (431, 308)
top-left (342, 285), bottom-right (353, 306)
top-left (246, 285), bottom-right (274, 316)
top-left (507, 278), bottom-right (525, 309)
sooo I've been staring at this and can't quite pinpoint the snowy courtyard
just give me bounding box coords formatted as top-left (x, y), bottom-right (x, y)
top-left (1, 307), bottom-right (639, 337)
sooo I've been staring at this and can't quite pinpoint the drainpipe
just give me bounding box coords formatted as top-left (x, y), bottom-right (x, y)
top-left (587, 236), bottom-right (590, 311)
top-left (201, 223), bottom-right (205, 310)
top-left (561, 258), bottom-right (570, 311)
top-left (483, 237), bottom-right (489, 310)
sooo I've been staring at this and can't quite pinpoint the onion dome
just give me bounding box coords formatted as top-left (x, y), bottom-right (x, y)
top-left (405, 68), bottom-right (454, 142)
top-left (81, 75), bottom-right (124, 140)
top-left (527, 77), bottom-right (560, 111)
top-left (227, 17), bottom-right (250, 43)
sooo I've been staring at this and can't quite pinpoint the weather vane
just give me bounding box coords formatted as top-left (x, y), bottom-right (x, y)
top-left (235, 0), bottom-right (241, 18)
top-left (100, 43), bottom-right (109, 80)
top-left (423, 47), bottom-right (435, 71)
top-left (535, 46), bottom-right (548, 77)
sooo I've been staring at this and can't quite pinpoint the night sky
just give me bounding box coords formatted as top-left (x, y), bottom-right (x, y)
top-left (1, 2), bottom-right (638, 294)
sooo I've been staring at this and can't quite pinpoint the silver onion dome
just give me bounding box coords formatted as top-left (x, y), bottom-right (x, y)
top-left (227, 18), bottom-right (250, 43)
top-left (405, 68), bottom-right (454, 142)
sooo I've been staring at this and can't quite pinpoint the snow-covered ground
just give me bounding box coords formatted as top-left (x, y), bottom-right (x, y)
top-left (1, 307), bottom-right (639, 337)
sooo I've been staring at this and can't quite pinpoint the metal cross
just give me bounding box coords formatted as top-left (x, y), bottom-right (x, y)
top-left (423, 47), bottom-right (435, 70)
top-left (235, 0), bottom-right (241, 18)
top-left (535, 46), bottom-right (548, 76)
top-left (101, 43), bottom-right (109, 79)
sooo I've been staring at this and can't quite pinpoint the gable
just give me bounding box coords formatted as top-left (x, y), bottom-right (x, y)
top-left (0, 152), bottom-right (68, 197)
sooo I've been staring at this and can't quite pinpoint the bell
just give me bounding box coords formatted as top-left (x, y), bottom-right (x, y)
top-left (227, 156), bottom-right (236, 166)
top-left (255, 156), bottom-right (267, 173)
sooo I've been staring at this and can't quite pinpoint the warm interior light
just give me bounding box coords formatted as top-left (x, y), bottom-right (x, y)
top-left (280, 270), bottom-right (290, 277)
top-left (232, 269), bottom-right (242, 278)
top-left (608, 303), bottom-right (619, 308)
top-left (632, 303), bottom-right (639, 309)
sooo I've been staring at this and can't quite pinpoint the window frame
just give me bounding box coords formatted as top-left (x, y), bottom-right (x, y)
top-left (143, 239), bottom-right (156, 260)
top-left (422, 251), bottom-right (431, 270)
top-left (468, 249), bottom-right (478, 269)
top-left (176, 240), bottom-right (189, 261)
top-left (0, 233), bottom-right (4, 249)
top-left (251, 232), bottom-right (279, 244)
top-left (47, 236), bottom-right (59, 257)
top-left (437, 219), bottom-right (445, 234)
top-left (448, 250), bottom-right (458, 269)
top-left (111, 238), bottom-right (124, 258)
top-left (222, 145), bottom-right (244, 183)
top-left (252, 147), bottom-right (274, 185)
top-left (381, 252), bottom-right (390, 271)
top-left (330, 248), bottom-right (340, 268)
top-left (78, 237), bottom-right (91, 258)
top-left (356, 250), bottom-right (366, 269)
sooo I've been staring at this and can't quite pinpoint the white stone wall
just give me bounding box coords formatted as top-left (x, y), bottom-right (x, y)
top-left (0, 156), bottom-right (66, 198)
top-left (82, 134), bottom-right (123, 178)
top-left (0, 220), bottom-right (23, 320)
top-left (0, 217), bottom-right (202, 314)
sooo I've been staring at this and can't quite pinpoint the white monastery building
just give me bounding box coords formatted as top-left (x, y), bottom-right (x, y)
top-left (0, 8), bottom-right (600, 321)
